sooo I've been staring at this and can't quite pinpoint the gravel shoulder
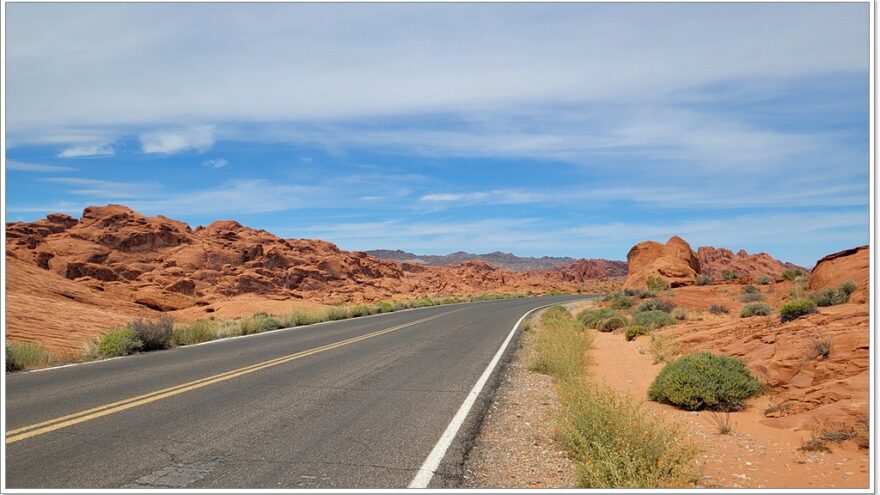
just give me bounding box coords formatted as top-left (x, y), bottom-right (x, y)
top-left (460, 315), bottom-right (577, 488)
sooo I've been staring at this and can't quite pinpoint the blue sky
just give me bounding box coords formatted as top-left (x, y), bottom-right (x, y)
top-left (4, 3), bottom-right (869, 266)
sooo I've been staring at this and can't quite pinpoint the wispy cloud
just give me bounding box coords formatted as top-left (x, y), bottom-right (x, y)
top-left (58, 143), bottom-right (114, 158)
top-left (42, 177), bottom-right (154, 199)
top-left (140, 126), bottom-right (214, 154)
top-left (8, 160), bottom-right (77, 173)
top-left (202, 158), bottom-right (229, 168)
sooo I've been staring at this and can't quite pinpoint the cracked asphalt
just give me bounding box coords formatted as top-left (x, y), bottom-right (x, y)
top-left (5, 296), bottom-right (585, 488)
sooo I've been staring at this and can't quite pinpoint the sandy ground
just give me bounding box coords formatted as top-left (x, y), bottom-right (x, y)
top-left (460, 316), bottom-right (577, 488)
top-left (577, 298), bottom-right (870, 489)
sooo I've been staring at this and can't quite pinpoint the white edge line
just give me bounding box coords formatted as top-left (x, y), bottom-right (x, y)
top-left (408, 299), bottom-right (589, 488)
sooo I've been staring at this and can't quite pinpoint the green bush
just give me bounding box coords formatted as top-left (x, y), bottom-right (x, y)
top-left (624, 325), bottom-right (650, 341)
top-left (742, 284), bottom-right (759, 294)
top-left (708, 304), bottom-right (729, 315)
top-left (597, 315), bottom-right (628, 332)
top-left (780, 299), bottom-right (818, 322)
top-left (130, 316), bottom-right (174, 351)
top-left (756, 275), bottom-right (773, 285)
top-left (636, 299), bottom-right (675, 313)
top-left (648, 352), bottom-right (762, 411)
top-left (671, 308), bottom-right (689, 320)
top-left (632, 310), bottom-right (676, 329)
top-left (695, 275), bottom-right (714, 286)
top-left (97, 328), bottom-right (143, 358)
top-left (781, 269), bottom-right (804, 281)
top-left (530, 307), bottom-right (590, 378)
top-left (325, 306), bottom-right (351, 320)
top-left (740, 303), bottom-right (773, 318)
top-left (577, 308), bottom-right (623, 329)
top-left (812, 281), bottom-right (857, 307)
top-left (740, 292), bottom-right (764, 303)
top-left (172, 320), bottom-right (216, 345)
top-left (721, 270), bottom-right (740, 281)
top-left (645, 276), bottom-right (670, 292)
top-left (609, 293), bottom-right (635, 309)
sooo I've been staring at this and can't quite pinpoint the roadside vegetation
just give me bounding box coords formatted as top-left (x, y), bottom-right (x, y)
top-left (529, 305), bottom-right (698, 488)
top-left (7, 293), bottom-right (530, 371)
top-left (648, 352), bottom-right (762, 411)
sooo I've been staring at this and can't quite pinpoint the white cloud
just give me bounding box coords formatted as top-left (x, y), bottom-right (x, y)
top-left (58, 143), bottom-right (114, 158)
top-left (4, 4), bottom-right (867, 142)
top-left (140, 126), bottom-right (214, 154)
top-left (7, 160), bottom-right (76, 173)
top-left (202, 158), bottom-right (229, 168)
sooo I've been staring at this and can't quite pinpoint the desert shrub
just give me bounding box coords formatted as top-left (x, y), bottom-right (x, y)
top-left (373, 301), bottom-right (395, 313)
top-left (625, 325), bottom-right (650, 341)
top-left (544, 305), bottom-right (573, 322)
top-left (648, 352), bottom-right (762, 411)
top-left (780, 298), bottom-right (818, 322)
top-left (839, 280), bottom-right (857, 297)
top-left (608, 292), bottom-right (634, 309)
top-left (781, 268), bottom-right (804, 281)
top-left (648, 335), bottom-right (679, 364)
top-left (709, 411), bottom-right (733, 435)
top-left (172, 320), bottom-right (216, 345)
top-left (577, 308), bottom-right (627, 332)
top-left (756, 275), bottom-right (773, 285)
top-left (623, 288), bottom-right (655, 299)
top-left (130, 316), bottom-right (174, 351)
top-left (559, 380), bottom-right (697, 488)
top-left (530, 307), bottom-right (591, 378)
top-left (349, 305), bottom-right (375, 318)
top-left (239, 314), bottom-right (282, 335)
top-left (812, 281), bottom-right (857, 307)
top-left (740, 303), bottom-right (772, 318)
top-left (324, 306), bottom-right (351, 320)
top-left (284, 310), bottom-right (324, 327)
top-left (6, 342), bottom-right (56, 370)
top-left (742, 284), bottom-right (759, 294)
top-left (708, 304), bottom-right (729, 315)
top-left (597, 315), bottom-right (628, 332)
top-left (695, 275), bottom-right (714, 286)
top-left (413, 297), bottom-right (436, 308)
top-left (671, 308), bottom-right (689, 320)
top-left (632, 310), bottom-right (676, 329)
top-left (636, 298), bottom-right (675, 313)
top-left (97, 328), bottom-right (143, 358)
top-left (645, 276), bottom-right (670, 292)
top-left (721, 270), bottom-right (740, 281)
top-left (739, 292), bottom-right (764, 303)
top-left (808, 334), bottom-right (832, 360)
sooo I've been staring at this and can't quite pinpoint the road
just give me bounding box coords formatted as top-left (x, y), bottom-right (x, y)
top-left (5, 295), bottom-right (587, 488)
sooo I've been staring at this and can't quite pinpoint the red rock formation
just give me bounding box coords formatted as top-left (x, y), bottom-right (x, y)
top-left (623, 236), bottom-right (701, 288)
top-left (696, 246), bottom-right (805, 281)
top-left (8, 205), bottom-right (618, 351)
top-left (808, 245), bottom-right (869, 304)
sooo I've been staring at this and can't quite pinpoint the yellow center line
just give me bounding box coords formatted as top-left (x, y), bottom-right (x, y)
top-left (6, 310), bottom-right (457, 444)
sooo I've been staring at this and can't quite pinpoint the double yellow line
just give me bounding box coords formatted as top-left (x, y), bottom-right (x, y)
top-left (6, 311), bottom-right (455, 444)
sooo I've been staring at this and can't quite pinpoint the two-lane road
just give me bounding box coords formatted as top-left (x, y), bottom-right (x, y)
top-left (5, 295), bottom-right (588, 488)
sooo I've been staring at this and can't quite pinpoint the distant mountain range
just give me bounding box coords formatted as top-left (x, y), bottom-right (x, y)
top-left (365, 249), bottom-right (610, 272)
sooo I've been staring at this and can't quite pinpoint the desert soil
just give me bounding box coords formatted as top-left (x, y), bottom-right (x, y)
top-left (465, 299), bottom-right (869, 489)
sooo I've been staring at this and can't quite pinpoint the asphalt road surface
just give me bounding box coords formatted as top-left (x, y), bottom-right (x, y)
top-left (5, 295), bottom-right (588, 488)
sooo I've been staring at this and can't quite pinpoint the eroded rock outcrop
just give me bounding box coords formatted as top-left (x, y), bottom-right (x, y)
top-left (624, 236), bottom-right (701, 288)
top-left (808, 245), bottom-right (869, 304)
top-left (696, 246), bottom-right (805, 281)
